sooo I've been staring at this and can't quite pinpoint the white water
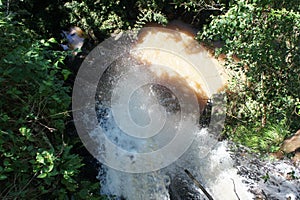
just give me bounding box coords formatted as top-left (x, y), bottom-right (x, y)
top-left (71, 20), bottom-right (300, 200)
top-left (93, 23), bottom-right (253, 199)
top-left (97, 120), bottom-right (253, 200)
top-left (95, 73), bottom-right (252, 199)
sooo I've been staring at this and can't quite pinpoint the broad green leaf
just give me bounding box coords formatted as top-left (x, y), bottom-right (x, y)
top-left (37, 172), bottom-right (47, 178)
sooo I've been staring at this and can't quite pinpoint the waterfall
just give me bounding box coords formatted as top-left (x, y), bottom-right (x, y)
top-left (96, 95), bottom-right (252, 200)
top-left (72, 22), bottom-right (254, 199)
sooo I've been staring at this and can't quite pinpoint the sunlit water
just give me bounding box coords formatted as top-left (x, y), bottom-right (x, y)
top-left (95, 99), bottom-right (252, 200)
top-left (86, 22), bottom-right (257, 200)
top-left (97, 127), bottom-right (253, 200)
top-left (69, 17), bottom-right (300, 199)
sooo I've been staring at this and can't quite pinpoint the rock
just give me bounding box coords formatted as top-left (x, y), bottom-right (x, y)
top-left (169, 173), bottom-right (206, 200)
top-left (281, 130), bottom-right (300, 153)
top-left (269, 150), bottom-right (284, 160)
top-left (229, 142), bottom-right (300, 199)
top-left (292, 152), bottom-right (300, 163)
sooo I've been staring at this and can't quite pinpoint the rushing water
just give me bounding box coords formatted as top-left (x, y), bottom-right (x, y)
top-left (74, 21), bottom-right (300, 200)
top-left (96, 126), bottom-right (253, 200)
top-left (73, 19), bottom-right (300, 200)
top-left (95, 93), bottom-right (251, 200)
top-left (95, 104), bottom-right (300, 200)
top-left (86, 22), bottom-right (253, 200)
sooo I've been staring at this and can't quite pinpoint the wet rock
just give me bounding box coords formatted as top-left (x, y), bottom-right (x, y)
top-left (229, 142), bottom-right (300, 200)
top-left (169, 173), bottom-right (207, 200)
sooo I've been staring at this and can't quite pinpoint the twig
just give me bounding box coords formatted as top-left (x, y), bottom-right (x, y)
top-left (230, 178), bottom-right (241, 200)
top-left (184, 169), bottom-right (214, 200)
top-left (6, 0), bottom-right (10, 15)
top-left (192, 8), bottom-right (204, 24)
top-left (17, 173), bottom-right (38, 196)
top-left (58, 131), bottom-right (66, 157)
top-left (294, 106), bottom-right (300, 116)
top-left (226, 113), bottom-right (247, 123)
top-left (47, 110), bottom-right (74, 118)
top-left (36, 120), bottom-right (57, 133)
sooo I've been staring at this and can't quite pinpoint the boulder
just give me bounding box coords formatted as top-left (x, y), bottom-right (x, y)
top-left (292, 152), bottom-right (300, 163)
top-left (169, 173), bottom-right (206, 200)
top-left (281, 130), bottom-right (300, 153)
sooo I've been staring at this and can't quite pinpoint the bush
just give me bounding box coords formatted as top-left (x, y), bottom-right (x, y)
top-left (198, 0), bottom-right (300, 152)
top-left (0, 12), bottom-right (102, 199)
top-left (63, 0), bottom-right (169, 40)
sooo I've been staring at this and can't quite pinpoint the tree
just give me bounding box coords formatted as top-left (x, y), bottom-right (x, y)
top-left (0, 10), bottom-right (102, 199)
top-left (198, 0), bottom-right (300, 152)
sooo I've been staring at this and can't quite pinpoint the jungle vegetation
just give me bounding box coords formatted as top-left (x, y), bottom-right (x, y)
top-left (0, 0), bottom-right (299, 198)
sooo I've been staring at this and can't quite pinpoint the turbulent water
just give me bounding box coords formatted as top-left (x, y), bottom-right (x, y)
top-left (94, 61), bottom-right (253, 199)
top-left (96, 101), bottom-right (253, 200)
top-left (96, 107), bottom-right (300, 200)
top-left (76, 22), bottom-right (300, 200)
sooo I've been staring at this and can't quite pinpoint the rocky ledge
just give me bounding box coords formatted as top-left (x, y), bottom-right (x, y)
top-left (229, 142), bottom-right (300, 200)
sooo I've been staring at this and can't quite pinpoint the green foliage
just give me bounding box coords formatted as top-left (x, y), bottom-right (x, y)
top-left (64, 0), bottom-right (126, 37)
top-left (228, 121), bottom-right (289, 153)
top-left (64, 0), bottom-right (171, 39)
top-left (1, 0), bottom-right (227, 40)
top-left (251, 0), bottom-right (300, 12)
top-left (198, 0), bottom-right (300, 152)
top-left (0, 12), bottom-right (102, 199)
top-left (134, 9), bottom-right (168, 30)
top-left (62, 0), bottom-right (228, 40)
top-left (174, 0), bottom-right (222, 12)
top-left (173, 0), bottom-right (227, 25)
top-left (4, 0), bottom-right (299, 197)
top-left (0, 0), bottom-right (229, 198)
top-left (0, 0), bottom-right (69, 37)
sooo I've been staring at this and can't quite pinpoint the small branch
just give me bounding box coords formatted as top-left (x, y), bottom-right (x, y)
top-left (58, 132), bottom-right (66, 157)
top-left (294, 106), bottom-right (300, 116)
top-left (16, 173), bottom-right (38, 197)
top-left (6, 0), bottom-right (10, 15)
top-left (184, 169), bottom-right (214, 200)
top-left (230, 178), bottom-right (241, 200)
top-left (36, 120), bottom-right (57, 133)
top-left (47, 110), bottom-right (73, 118)
top-left (226, 113), bottom-right (247, 123)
